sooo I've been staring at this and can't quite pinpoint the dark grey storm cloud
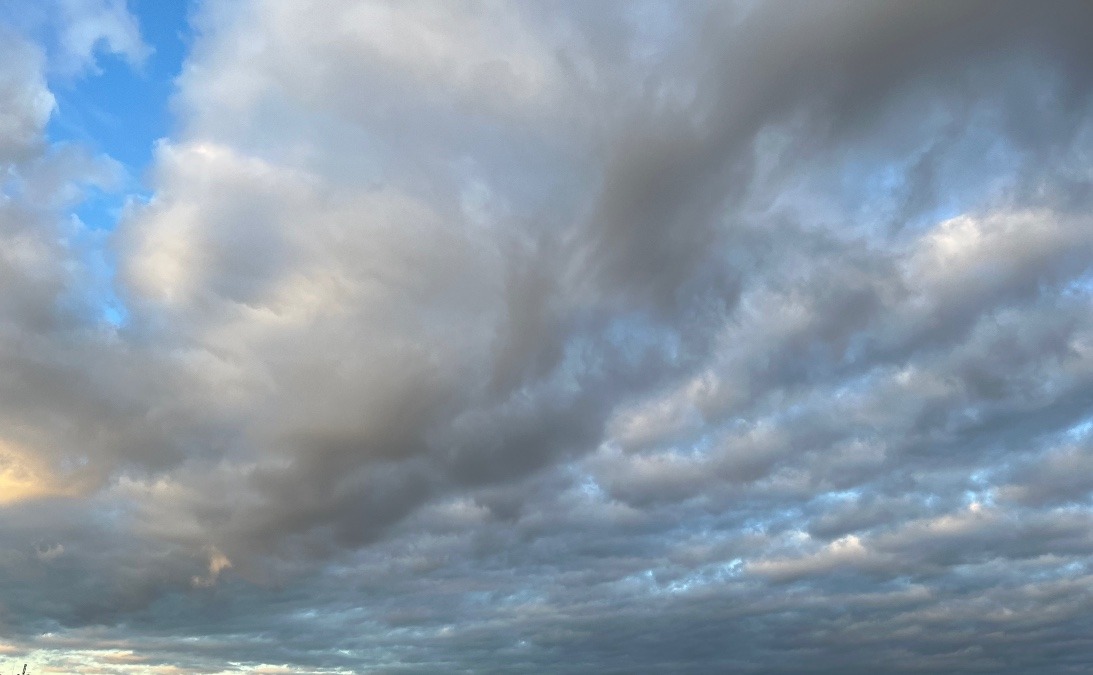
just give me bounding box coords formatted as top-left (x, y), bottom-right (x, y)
top-left (3, 1), bottom-right (1093, 672)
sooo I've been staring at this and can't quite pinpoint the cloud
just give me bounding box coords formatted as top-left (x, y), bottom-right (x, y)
top-left (190, 547), bottom-right (231, 588)
top-left (55, 0), bottom-right (150, 73)
top-left (0, 32), bottom-right (54, 163)
top-left (0, 438), bottom-right (77, 505)
top-left (0, 0), bottom-right (150, 76)
top-left (3, 0), bottom-right (1093, 672)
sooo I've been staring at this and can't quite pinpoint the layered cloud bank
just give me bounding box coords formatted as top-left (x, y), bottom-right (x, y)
top-left (3, 1), bottom-right (1093, 672)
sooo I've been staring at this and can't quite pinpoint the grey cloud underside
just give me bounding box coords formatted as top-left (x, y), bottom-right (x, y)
top-left (4, 1), bottom-right (1093, 672)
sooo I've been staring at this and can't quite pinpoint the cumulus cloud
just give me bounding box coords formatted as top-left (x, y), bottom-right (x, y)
top-left (2, 0), bottom-right (1093, 672)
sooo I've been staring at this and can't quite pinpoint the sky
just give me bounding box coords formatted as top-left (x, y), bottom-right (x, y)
top-left (2, 1), bottom-right (1093, 673)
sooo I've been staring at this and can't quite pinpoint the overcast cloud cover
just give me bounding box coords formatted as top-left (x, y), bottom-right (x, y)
top-left (3, 0), bottom-right (1093, 672)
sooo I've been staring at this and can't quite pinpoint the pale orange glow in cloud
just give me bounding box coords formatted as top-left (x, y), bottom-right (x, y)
top-left (0, 439), bottom-right (72, 505)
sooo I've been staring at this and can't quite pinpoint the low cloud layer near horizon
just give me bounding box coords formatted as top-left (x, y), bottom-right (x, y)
top-left (3, 1), bottom-right (1093, 672)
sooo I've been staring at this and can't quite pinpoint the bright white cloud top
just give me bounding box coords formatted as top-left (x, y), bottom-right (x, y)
top-left (3, 1), bottom-right (1093, 672)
